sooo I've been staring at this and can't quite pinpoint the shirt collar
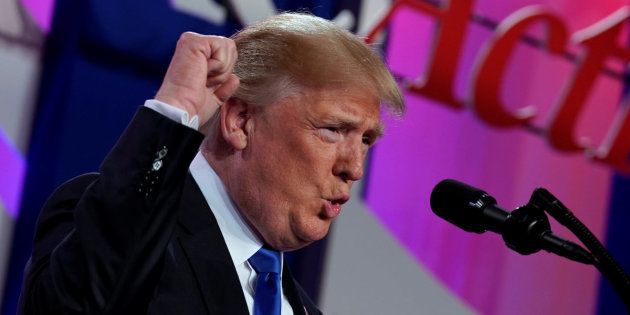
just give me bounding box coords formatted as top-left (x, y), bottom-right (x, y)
top-left (189, 152), bottom-right (262, 266)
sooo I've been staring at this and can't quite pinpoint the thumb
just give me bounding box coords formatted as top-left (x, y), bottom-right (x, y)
top-left (214, 74), bottom-right (240, 103)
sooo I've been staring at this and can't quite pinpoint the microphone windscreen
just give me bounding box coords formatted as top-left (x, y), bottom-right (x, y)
top-left (430, 179), bottom-right (497, 233)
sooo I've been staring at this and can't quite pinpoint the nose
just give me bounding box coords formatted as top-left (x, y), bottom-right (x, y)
top-left (333, 142), bottom-right (366, 182)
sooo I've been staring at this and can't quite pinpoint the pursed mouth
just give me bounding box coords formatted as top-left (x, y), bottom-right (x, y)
top-left (322, 195), bottom-right (349, 218)
top-left (329, 194), bottom-right (350, 205)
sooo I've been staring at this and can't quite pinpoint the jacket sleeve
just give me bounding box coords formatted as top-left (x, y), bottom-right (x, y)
top-left (19, 107), bottom-right (205, 315)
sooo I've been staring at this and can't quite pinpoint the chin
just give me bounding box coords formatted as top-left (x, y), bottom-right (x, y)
top-left (299, 222), bottom-right (331, 244)
top-left (274, 226), bottom-right (329, 251)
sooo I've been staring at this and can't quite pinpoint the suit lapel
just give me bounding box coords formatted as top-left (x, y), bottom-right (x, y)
top-left (176, 174), bottom-right (249, 315)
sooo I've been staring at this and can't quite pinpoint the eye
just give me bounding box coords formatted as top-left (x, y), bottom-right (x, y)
top-left (362, 134), bottom-right (377, 146)
top-left (362, 136), bottom-right (371, 145)
top-left (318, 127), bottom-right (343, 142)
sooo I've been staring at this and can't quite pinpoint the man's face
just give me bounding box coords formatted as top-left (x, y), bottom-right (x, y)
top-left (231, 87), bottom-right (382, 251)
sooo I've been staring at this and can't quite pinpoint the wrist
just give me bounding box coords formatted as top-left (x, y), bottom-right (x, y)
top-left (155, 87), bottom-right (199, 118)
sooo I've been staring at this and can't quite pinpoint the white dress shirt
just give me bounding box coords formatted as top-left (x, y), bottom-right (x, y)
top-left (145, 99), bottom-right (295, 315)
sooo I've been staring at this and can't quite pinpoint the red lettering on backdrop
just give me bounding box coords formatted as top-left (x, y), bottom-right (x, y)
top-left (594, 97), bottom-right (630, 173)
top-left (406, 0), bottom-right (474, 108)
top-left (367, 0), bottom-right (474, 108)
top-left (368, 2), bottom-right (630, 173)
top-left (366, 0), bottom-right (441, 43)
top-left (471, 6), bottom-right (568, 127)
top-left (547, 7), bottom-right (630, 152)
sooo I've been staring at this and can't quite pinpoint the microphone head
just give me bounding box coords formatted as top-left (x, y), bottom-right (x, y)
top-left (430, 179), bottom-right (498, 233)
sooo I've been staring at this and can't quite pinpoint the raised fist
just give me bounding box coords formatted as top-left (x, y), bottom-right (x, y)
top-left (155, 32), bottom-right (239, 130)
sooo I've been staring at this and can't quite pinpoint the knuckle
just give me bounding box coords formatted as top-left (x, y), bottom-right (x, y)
top-left (208, 35), bottom-right (226, 44)
top-left (177, 32), bottom-right (197, 47)
top-left (179, 31), bottom-right (195, 41)
top-left (213, 36), bottom-right (235, 49)
top-left (226, 38), bottom-right (236, 49)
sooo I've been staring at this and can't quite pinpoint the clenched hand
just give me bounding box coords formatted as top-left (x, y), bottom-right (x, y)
top-left (155, 32), bottom-right (239, 132)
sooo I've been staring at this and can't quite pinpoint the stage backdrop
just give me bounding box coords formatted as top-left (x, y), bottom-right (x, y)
top-left (1, 0), bottom-right (629, 314)
top-left (362, 0), bottom-right (630, 314)
top-left (0, 0), bottom-right (366, 313)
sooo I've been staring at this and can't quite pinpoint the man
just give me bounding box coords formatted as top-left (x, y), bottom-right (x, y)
top-left (19, 13), bottom-right (404, 314)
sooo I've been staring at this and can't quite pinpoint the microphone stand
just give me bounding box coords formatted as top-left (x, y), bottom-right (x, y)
top-left (528, 188), bottom-right (630, 311)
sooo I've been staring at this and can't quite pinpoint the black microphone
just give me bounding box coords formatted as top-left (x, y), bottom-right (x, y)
top-left (430, 179), bottom-right (594, 265)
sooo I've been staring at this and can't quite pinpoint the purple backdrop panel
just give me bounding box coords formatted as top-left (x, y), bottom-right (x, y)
top-left (366, 1), bottom-right (626, 314)
top-left (21, 0), bottom-right (56, 32)
top-left (0, 129), bottom-right (26, 219)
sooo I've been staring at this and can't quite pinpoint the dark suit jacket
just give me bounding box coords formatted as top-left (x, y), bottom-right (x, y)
top-left (18, 107), bottom-right (321, 315)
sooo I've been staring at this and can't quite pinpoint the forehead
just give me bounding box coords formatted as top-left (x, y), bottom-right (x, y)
top-left (294, 87), bottom-right (382, 127)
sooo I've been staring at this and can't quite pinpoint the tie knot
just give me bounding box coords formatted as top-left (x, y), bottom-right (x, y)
top-left (248, 247), bottom-right (281, 274)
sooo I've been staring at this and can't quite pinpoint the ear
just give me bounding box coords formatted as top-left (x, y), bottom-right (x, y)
top-left (220, 97), bottom-right (252, 150)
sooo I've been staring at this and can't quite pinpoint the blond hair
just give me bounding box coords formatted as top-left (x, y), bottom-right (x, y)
top-left (231, 12), bottom-right (404, 115)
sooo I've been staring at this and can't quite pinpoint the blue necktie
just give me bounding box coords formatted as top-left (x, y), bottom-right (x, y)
top-left (248, 247), bottom-right (282, 315)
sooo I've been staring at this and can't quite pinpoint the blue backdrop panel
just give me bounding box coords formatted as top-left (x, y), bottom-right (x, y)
top-left (2, 1), bottom-right (362, 314)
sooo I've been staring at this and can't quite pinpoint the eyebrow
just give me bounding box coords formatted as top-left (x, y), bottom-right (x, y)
top-left (329, 117), bottom-right (384, 139)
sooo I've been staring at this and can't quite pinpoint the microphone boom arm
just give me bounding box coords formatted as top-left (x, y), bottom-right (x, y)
top-left (502, 193), bottom-right (594, 264)
top-left (529, 188), bottom-right (630, 310)
top-left (430, 179), bottom-right (630, 310)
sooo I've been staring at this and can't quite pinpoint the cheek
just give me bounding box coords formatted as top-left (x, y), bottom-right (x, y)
top-left (269, 135), bottom-right (335, 181)
top-left (247, 130), bottom-right (337, 212)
